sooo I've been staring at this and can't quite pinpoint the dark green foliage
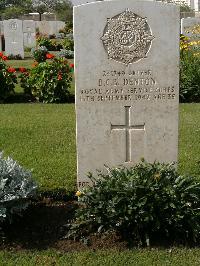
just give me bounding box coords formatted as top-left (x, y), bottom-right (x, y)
top-left (37, 37), bottom-right (54, 51)
top-left (180, 49), bottom-right (200, 102)
top-left (59, 49), bottom-right (74, 59)
top-left (19, 57), bottom-right (73, 103)
top-left (7, 54), bottom-right (22, 60)
top-left (0, 152), bottom-right (37, 223)
top-left (62, 38), bottom-right (74, 51)
top-left (63, 21), bottom-right (73, 34)
top-left (31, 46), bottom-right (48, 63)
top-left (37, 37), bottom-right (65, 51)
top-left (0, 58), bottom-right (17, 102)
top-left (70, 161), bottom-right (200, 245)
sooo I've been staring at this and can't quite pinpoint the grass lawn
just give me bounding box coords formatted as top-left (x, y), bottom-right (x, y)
top-left (1, 248), bottom-right (200, 265)
top-left (0, 103), bottom-right (199, 264)
top-left (7, 58), bottom-right (34, 69)
top-left (178, 103), bottom-right (200, 176)
top-left (0, 103), bottom-right (199, 192)
top-left (0, 104), bottom-right (76, 191)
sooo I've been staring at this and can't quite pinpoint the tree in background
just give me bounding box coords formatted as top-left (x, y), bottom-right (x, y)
top-left (32, 0), bottom-right (72, 21)
top-left (0, 0), bottom-right (73, 22)
top-left (54, 0), bottom-right (72, 22)
top-left (0, 0), bottom-right (32, 19)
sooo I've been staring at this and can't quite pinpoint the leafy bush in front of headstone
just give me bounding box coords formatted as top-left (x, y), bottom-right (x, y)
top-left (0, 52), bottom-right (17, 102)
top-left (59, 49), bottom-right (74, 59)
top-left (19, 57), bottom-right (73, 103)
top-left (63, 21), bottom-right (73, 34)
top-left (7, 54), bottom-right (22, 60)
top-left (62, 38), bottom-right (74, 51)
top-left (37, 36), bottom-right (54, 51)
top-left (37, 37), bottom-right (63, 51)
top-left (0, 152), bottom-right (37, 223)
top-left (31, 46), bottom-right (48, 63)
top-left (51, 39), bottom-right (63, 51)
top-left (180, 34), bottom-right (200, 102)
top-left (70, 160), bottom-right (200, 245)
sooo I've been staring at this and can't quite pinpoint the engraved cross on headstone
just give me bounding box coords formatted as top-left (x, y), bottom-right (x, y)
top-left (111, 106), bottom-right (145, 162)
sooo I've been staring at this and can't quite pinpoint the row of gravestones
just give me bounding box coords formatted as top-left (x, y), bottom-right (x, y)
top-left (0, 19), bottom-right (65, 58)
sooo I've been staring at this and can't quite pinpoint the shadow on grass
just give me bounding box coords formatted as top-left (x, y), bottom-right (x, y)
top-left (2, 201), bottom-right (77, 250)
top-left (4, 93), bottom-right (75, 104)
top-left (1, 199), bottom-right (200, 252)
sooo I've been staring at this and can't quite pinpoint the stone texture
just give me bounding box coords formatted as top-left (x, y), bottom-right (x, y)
top-left (74, 1), bottom-right (180, 188)
top-left (36, 21), bottom-right (50, 35)
top-left (181, 17), bottom-right (200, 40)
top-left (23, 20), bottom-right (36, 48)
top-left (72, 0), bottom-right (97, 6)
top-left (0, 21), bottom-right (3, 52)
top-left (56, 21), bottom-right (65, 33)
top-left (36, 21), bottom-right (65, 36)
top-left (4, 19), bottom-right (24, 58)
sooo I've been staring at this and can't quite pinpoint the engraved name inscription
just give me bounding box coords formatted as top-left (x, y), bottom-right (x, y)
top-left (79, 69), bottom-right (176, 103)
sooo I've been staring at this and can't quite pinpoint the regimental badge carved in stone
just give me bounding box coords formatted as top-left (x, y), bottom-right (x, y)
top-left (9, 21), bottom-right (18, 31)
top-left (101, 9), bottom-right (154, 65)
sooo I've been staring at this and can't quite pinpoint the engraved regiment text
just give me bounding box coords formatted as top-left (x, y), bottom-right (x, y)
top-left (79, 69), bottom-right (176, 103)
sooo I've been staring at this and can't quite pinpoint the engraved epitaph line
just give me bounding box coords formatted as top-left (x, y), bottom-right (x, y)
top-left (111, 106), bottom-right (145, 162)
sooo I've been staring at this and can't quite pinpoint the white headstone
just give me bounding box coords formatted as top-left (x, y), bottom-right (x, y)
top-left (36, 21), bottom-right (66, 36)
top-left (0, 22), bottom-right (3, 52)
top-left (4, 19), bottom-right (24, 58)
top-left (37, 21), bottom-right (50, 36)
top-left (181, 17), bottom-right (200, 40)
top-left (23, 20), bottom-right (36, 48)
top-left (72, 0), bottom-right (96, 6)
top-left (56, 21), bottom-right (65, 33)
top-left (74, 1), bottom-right (180, 189)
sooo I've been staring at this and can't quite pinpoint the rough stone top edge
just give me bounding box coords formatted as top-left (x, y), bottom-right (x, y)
top-left (73, 0), bottom-right (180, 11)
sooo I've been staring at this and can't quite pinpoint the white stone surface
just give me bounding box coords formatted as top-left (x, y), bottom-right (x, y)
top-left (72, 0), bottom-right (97, 6)
top-left (23, 20), bottom-right (36, 48)
top-left (36, 21), bottom-right (65, 36)
top-left (181, 17), bottom-right (200, 39)
top-left (74, 0), bottom-right (180, 188)
top-left (0, 22), bottom-right (3, 52)
top-left (56, 21), bottom-right (65, 32)
top-left (3, 19), bottom-right (24, 58)
top-left (36, 21), bottom-right (50, 35)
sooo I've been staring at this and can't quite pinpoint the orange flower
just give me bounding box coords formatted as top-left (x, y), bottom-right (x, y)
top-left (57, 74), bottom-right (62, 80)
top-left (0, 52), bottom-right (3, 57)
top-left (7, 67), bottom-right (16, 73)
top-left (70, 63), bottom-right (74, 68)
top-left (32, 62), bottom-right (38, 67)
top-left (46, 53), bottom-right (55, 59)
top-left (19, 67), bottom-right (27, 73)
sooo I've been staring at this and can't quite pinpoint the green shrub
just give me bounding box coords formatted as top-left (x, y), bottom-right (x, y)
top-left (37, 37), bottom-right (63, 51)
top-left (31, 46), bottom-right (48, 63)
top-left (180, 35), bottom-right (200, 102)
top-left (19, 57), bottom-right (73, 103)
top-left (0, 152), bottom-right (37, 223)
top-left (51, 39), bottom-right (63, 51)
top-left (7, 54), bottom-right (22, 60)
top-left (37, 36), bottom-right (54, 51)
top-left (63, 21), bottom-right (73, 34)
top-left (58, 49), bottom-right (74, 59)
top-left (70, 160), bottom-right (200, 245)
top-left (62, 38), bottom-right (74, 51)
top-left (0, 53), bottom-right (17, 102)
